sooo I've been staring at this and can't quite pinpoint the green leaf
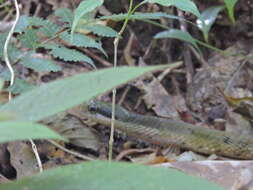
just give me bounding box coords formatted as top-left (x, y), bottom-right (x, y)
top-left (80, 24), bottom-right (118, 37)
top-left (0, 112), bottom-right (15, 121)
top-left (154, 29), bottom-right (200, 52)
top-left (21, 16), bottom-right (60, 38)
top-left (48, 45), bottom-right (94, 66)
top-left (8, 78), bottom-right (35, 94)
top-left (0, 161), bottom-right (224, 190)
top-left (0, 33), bottom-right (22, 62)
top-left (54, 8), bottom-right (74, 26)
top-left (71, 0), bottom-right (104, 41)
top-left (60, 32), bottom-right (106, 55)
top-left (0, 65), bottom-right (176, 121)
top-left (18, 28), bottom-right (39, 49)
top-left (224, 0), bottom-right (238, 23)
top-left (20, 55), bottom-right (61, 72)
top-left (0, 78), bottom-right (3, 90)
top-left (14, 15), bottom-right (30, 33)
top-left (38, 20), bottom-right (60, 38)
top-left (0, 121), bottom-right (66, 143)
top-left (145, 0), bottom-right (201, 17)
top-left (197, 6), bottom-right (224, 42)
top-left (101, 12), bottom-right (191, 24)
top-left (0, 32), bottom-right (8, 59)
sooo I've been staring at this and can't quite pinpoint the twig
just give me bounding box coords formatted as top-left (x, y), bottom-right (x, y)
top-left (47, 140), bottom-right (95, 161)
top-left (118, 85), bottom-right (131, 105)
top-left (3, 0), bottom-right (19, 100)
top-left (29, 139), bottom-right (43, 172)
top-left (115, 148), bottom-right (155, 161)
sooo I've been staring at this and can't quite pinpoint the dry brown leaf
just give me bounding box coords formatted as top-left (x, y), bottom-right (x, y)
top-left (7, 142), bottom-right (39, 179)
top-left (158, 161), bottom-right (253, 190)
top-left (134, 77), bottom-right (186, 118)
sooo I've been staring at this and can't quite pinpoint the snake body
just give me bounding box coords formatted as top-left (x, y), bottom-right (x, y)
top-left (87, 101), bottom-right (253, 159)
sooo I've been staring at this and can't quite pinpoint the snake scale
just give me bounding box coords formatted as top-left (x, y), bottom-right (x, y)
top-left (85, 101), bottom-right (253, 160)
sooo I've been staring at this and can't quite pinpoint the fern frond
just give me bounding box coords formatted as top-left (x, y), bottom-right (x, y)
top-left (18, 28), bottom-right (39, 49)
top-left (39, 21), bottom-right (60, 38)
top-left (55, 8), bottom-right (74, 26)
top-left (15, 15), bottom-right (30, 33)
top-left (47, 45), bottom-right (94, 67)
top-left (60, 32), bottom-right (106, 55)
top-left (81, 24), bottom-right (118, 37)
top-left (0, 33), bottom-right (22, 62)
top-left (20, 55), bottom-right (61, 72)
top-left (27, 17), bottom-right (60, 37)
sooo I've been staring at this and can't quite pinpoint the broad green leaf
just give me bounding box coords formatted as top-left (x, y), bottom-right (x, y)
top-left (0, 161), bottom-right (224, 190)
top-left (100, 12), bottom-right (196, 26)
top-left (145, 0), bottom-right (201, 17)
top-left (0, 112), bottom-right (15, 121)
top-left (154, 29), bottom-right (200, 52)
top-left (197, 6), bottom-right (224, 42)
top-left (0, 121), bottom-right (66, 143)
top-left (71, 0), bottom-right (103, 41)
top-left (0, 65), bottom-right (179, 121)
top-left (224, 0), bottom-right (238, 23)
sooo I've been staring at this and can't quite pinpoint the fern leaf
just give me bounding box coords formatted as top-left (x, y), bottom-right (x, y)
top-left (81, 24), bottom-right (118, 37)
top-left (71, 0), bottom-right (103, 41)
top-left (8, 78), bottom-right (35, 94)
top-left (60, 32), bottom-right (106, 55)
top-left (15, 15), bottom-right (30, 33)
top-left (27, 16), bottom-right (48, 26)
top-left (18, 28), bottom-right (39, 49)
top-left (48, 45), bottom-right (94, 67)
top-left (20, 55), bottom-right (61, 72)
top-left (55, 8), bottom-right (74, 26)
top-left (0, 33), bottom-right (22, 63)
top-left (38, 20), bottom-right (60, 37)
top-left (27, 17), bottom-right (60, 37)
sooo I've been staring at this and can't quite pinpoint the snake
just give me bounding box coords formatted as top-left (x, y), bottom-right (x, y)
top-left (85, 100), bottom-right (253, 160)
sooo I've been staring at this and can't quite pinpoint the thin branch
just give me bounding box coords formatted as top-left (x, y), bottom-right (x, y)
top-left (47, 140), bottom-right (95, 161)
top-left (3, 0), bottom-right (20, 100)
top-left (29, 139), bottom-right (43, 172)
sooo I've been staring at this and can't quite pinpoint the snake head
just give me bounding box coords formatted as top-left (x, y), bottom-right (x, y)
top-left (88, 100), bottom-right (130, 121)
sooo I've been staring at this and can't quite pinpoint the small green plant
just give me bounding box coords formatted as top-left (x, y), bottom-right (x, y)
top-left (0, 0), bottom-right (117, 94)
top-left (224, 0), bottom-right (238, 23)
